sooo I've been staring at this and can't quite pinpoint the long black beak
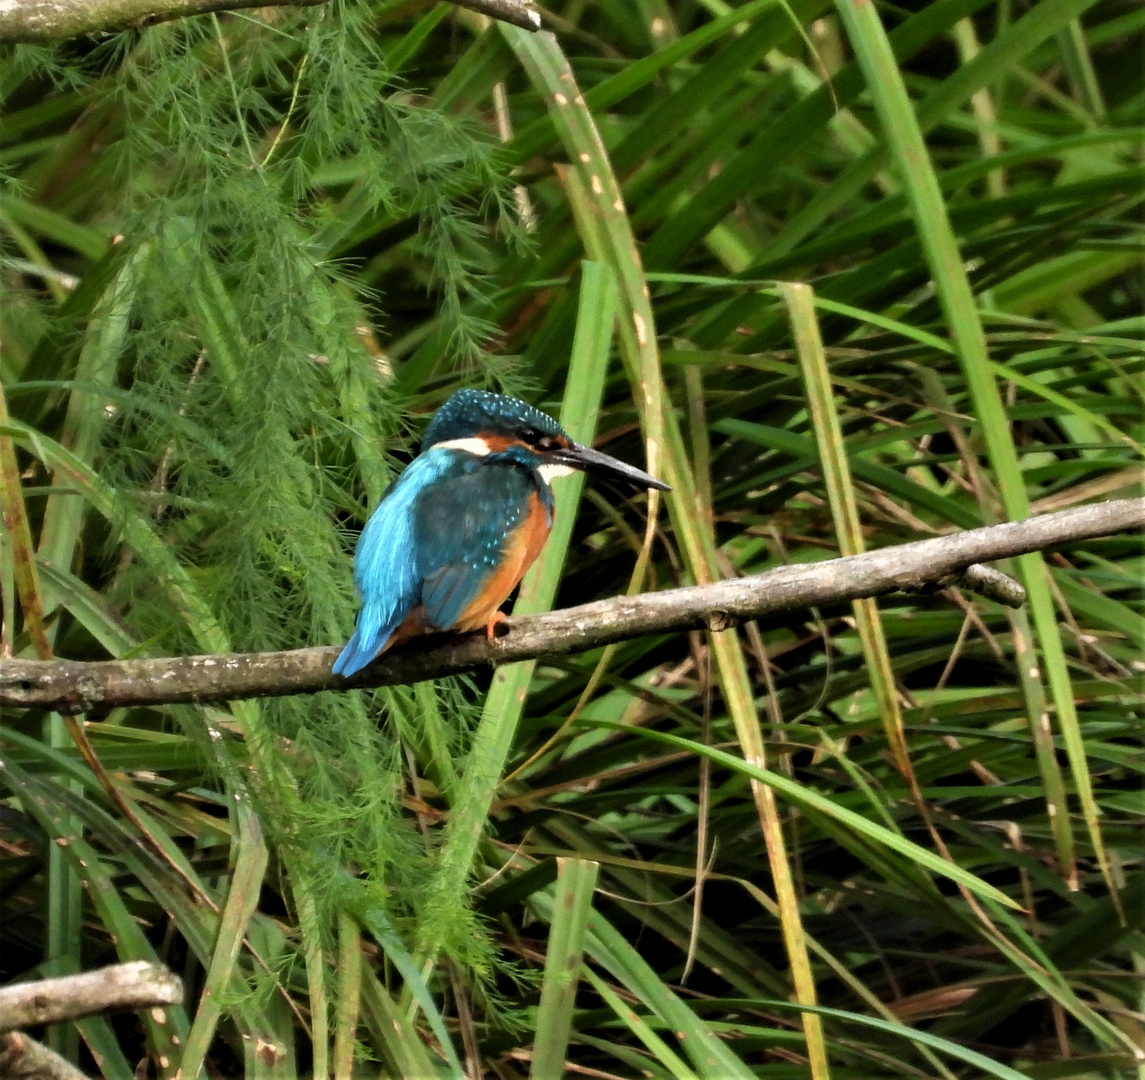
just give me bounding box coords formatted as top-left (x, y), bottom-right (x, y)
top-left (548, 442), bottom-right (671, 491)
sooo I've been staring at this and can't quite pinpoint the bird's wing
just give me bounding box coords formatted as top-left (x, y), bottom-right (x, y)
top-left (333, 455), bottom-right (441, 677)
top-left (413, 461), bottom-right (541, 632)
top-left (334, 453), bottom-right (548, 677)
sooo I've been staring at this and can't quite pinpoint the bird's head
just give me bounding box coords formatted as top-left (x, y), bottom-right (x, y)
top-left (422, 389), bottom-right (670, 492)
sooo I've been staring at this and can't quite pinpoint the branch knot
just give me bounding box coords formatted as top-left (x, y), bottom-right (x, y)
top-left (702, 609), bottom-right (737, 633)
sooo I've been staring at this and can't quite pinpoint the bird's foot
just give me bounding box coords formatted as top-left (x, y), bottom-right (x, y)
top-left (484, 611), bottom-right (509, 640)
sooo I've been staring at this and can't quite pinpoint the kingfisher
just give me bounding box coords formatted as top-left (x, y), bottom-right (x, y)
top-left (333, 389), bottom-right (670, 677)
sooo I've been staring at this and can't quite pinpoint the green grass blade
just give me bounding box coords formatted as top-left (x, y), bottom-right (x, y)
top-left (834, 0), bottom-right (1117, 909)
top-left (581, 966), bottom-right (700, 1080)
top-left (754, 1000), bottom-right (1035, 1080)
top-left (34, 557), bottom-right (141, 656)
top-left (2, 755), bottom-right (190, 1078)
top-left (783, 282), bottom-right (915, 777)
top-left (774, 0), bottom-right (1103, 260)
top-left (423, 260), bottom-right (617, 956)
top-left (599, 721), bottom-right (1020, 909)
top-left (530, 858), bottom-right (600, 1080)
top-left (353, 898), bottom-right (465, 1079)
top-left (564, 904), bottom-right (755, 1080)
top-left (292, 869), bottom-right (330, 1080)
top-left (73, 1017), bottom-right (136, 1080)
top-left (332, 913), bottom-right (362, 1080)
top-left (0, 417), bottom-right (228, 651)
top-left (38, 244), bottom-right (141, 588)
top-left (359, 974), bottom-right (448, 1080)
top-left (178, 801), bottom-right (269, 1080)
top-left (510, 35), bottom-right (831, 1074)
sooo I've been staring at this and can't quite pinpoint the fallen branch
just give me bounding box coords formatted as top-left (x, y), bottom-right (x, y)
top-left (0, 963), bottom-right (183, 1033)
top-left (0, 0), bottom-right (540, 42)
top-left (0, 499), bottom-right (1138, 713)
top-left (0, 1033), bottom-right (88, 1080)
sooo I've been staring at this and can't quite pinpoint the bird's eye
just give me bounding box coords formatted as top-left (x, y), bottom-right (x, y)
top-left (518, 428), bottom-right (561, 452)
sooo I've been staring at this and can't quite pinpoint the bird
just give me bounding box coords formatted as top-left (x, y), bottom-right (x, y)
top-left (333, 388), bottom-right (671, 677)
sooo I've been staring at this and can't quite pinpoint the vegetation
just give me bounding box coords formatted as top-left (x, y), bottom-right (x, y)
top-left (1, 0), bottom-right (1142, 1076)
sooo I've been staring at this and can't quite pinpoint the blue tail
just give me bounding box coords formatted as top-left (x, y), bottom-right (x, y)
top-left (333, 608), bottom-right (400, 677)
top-left (335, 450), bottom-right (440, 678)
top-left (332, 629), bottom-right (381, 678)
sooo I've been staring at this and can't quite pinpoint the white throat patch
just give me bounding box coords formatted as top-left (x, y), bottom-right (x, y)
top-left (538, 463), bottom-right (576, 483)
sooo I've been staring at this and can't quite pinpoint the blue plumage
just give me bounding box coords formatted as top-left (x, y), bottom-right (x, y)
top-left (415, 454), bottom-right (552, 630)
top-left (332, 450), bottom-right (447, 677)
top-left (334, 389), bottom-right (668, 678)
top-left (422, 388), bottom-right (564, 449)
top-left (333, 430), bottom-right (554, 677)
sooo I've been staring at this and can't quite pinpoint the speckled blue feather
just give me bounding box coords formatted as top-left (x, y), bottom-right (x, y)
top-left (422, 388), bottom-right (565, 448)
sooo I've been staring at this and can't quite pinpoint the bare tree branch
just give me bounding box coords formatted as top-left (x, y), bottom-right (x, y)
top-left (0, 1033), bottom-right (88, 1080)
top-left (0, 963), bottom-right (184, 1034)
top-left (0, 0), bottom-right (540, 42)
top-left (0, 499), bottom-right (1139, 713)
top-left (444, 0), bottom-right (540, 29)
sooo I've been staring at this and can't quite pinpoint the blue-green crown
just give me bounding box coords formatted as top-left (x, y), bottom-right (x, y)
top-left (422, 389), bottom-right (567, 449)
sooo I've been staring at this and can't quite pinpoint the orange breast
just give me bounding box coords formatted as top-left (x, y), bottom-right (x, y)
top-left (454, 492), bottom-right (553, 633)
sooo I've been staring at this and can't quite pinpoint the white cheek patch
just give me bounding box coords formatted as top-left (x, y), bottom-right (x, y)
top-left (433, 437), bottom-right (491, 456)
top-left (538, 463), bottom-right (577, 483)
